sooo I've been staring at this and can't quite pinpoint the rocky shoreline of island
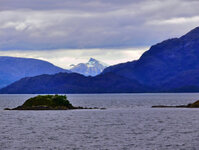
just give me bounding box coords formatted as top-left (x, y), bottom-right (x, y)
top-left (4, 95), bottom-right (105, 110)
top-left (152, 100), bottom-right (199, 108)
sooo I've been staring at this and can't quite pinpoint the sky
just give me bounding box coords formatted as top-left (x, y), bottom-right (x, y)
top-left (0, 0), bottom-right (199, 68)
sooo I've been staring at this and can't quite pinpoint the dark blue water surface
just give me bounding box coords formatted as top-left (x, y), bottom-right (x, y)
top-left (0, 93), bottom-right (199, 150)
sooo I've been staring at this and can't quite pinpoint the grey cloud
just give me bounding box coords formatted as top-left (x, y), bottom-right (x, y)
top-left (0, 0), bottom-right (144, 11)
top-left (0, 0), bottom-right (199, 50)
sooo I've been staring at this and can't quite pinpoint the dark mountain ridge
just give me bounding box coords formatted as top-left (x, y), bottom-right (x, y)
top-left (103, 27), bottom-right (199, 90)
top-left (0, 72), bottom-right (146, 94)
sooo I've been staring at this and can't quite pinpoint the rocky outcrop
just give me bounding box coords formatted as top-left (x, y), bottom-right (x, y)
top-left (4, 95), bottom-right (102, 110)
top-left (152, 100), bottom-right (199, 108)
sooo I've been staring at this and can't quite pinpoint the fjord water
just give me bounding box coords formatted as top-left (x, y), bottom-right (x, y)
top-left (0, 94), bottom-right (199, 150)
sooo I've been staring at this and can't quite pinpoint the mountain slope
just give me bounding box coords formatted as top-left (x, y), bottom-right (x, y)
top-left (103, 27), bottom-right (199, 89)
top-left (161, 70), bottom-right (199, 92)
top-left (0, 56), bottom-right (69, 88)
top-left (0, 72), bottom-right (146, 94)
top-left (70, 58), bottom-right (108, 76)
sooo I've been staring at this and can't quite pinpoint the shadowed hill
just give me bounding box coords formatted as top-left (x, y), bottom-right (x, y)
top-left (0, 72), bottom-right (146, 94)
top-left (0, 56), bottom-right (69, 88)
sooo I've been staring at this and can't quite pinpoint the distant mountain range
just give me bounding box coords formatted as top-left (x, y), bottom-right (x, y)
top-left (1, 26), bottom-right (199, 93)
top-left (0, 56), bottom-right (69, 88)
top-left (69, 58), bottom-right (108, 76)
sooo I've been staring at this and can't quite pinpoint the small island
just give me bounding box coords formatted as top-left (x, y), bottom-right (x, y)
top-left (152, 100), bottom-right (199, 108)
top-left (4, 95), bottom-right (101, 110)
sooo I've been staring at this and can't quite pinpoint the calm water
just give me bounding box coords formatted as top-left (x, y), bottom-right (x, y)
top-left (0, 93), bottom-right (199, 150)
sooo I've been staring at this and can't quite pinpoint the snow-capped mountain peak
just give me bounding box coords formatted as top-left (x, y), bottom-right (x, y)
top-left (89, 58), bottom-right (97, 62)
top-left (70, 58), bottom-right (108, 76)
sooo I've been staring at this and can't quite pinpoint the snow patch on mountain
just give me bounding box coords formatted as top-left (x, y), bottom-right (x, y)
top-left (70, 58), bottom-right (108, 76)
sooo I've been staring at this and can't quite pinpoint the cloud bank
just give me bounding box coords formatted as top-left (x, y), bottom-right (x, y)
top-left (0, 47), bottom-right (148, 68)
top-left (0, 0), bottom-right (199, 50)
